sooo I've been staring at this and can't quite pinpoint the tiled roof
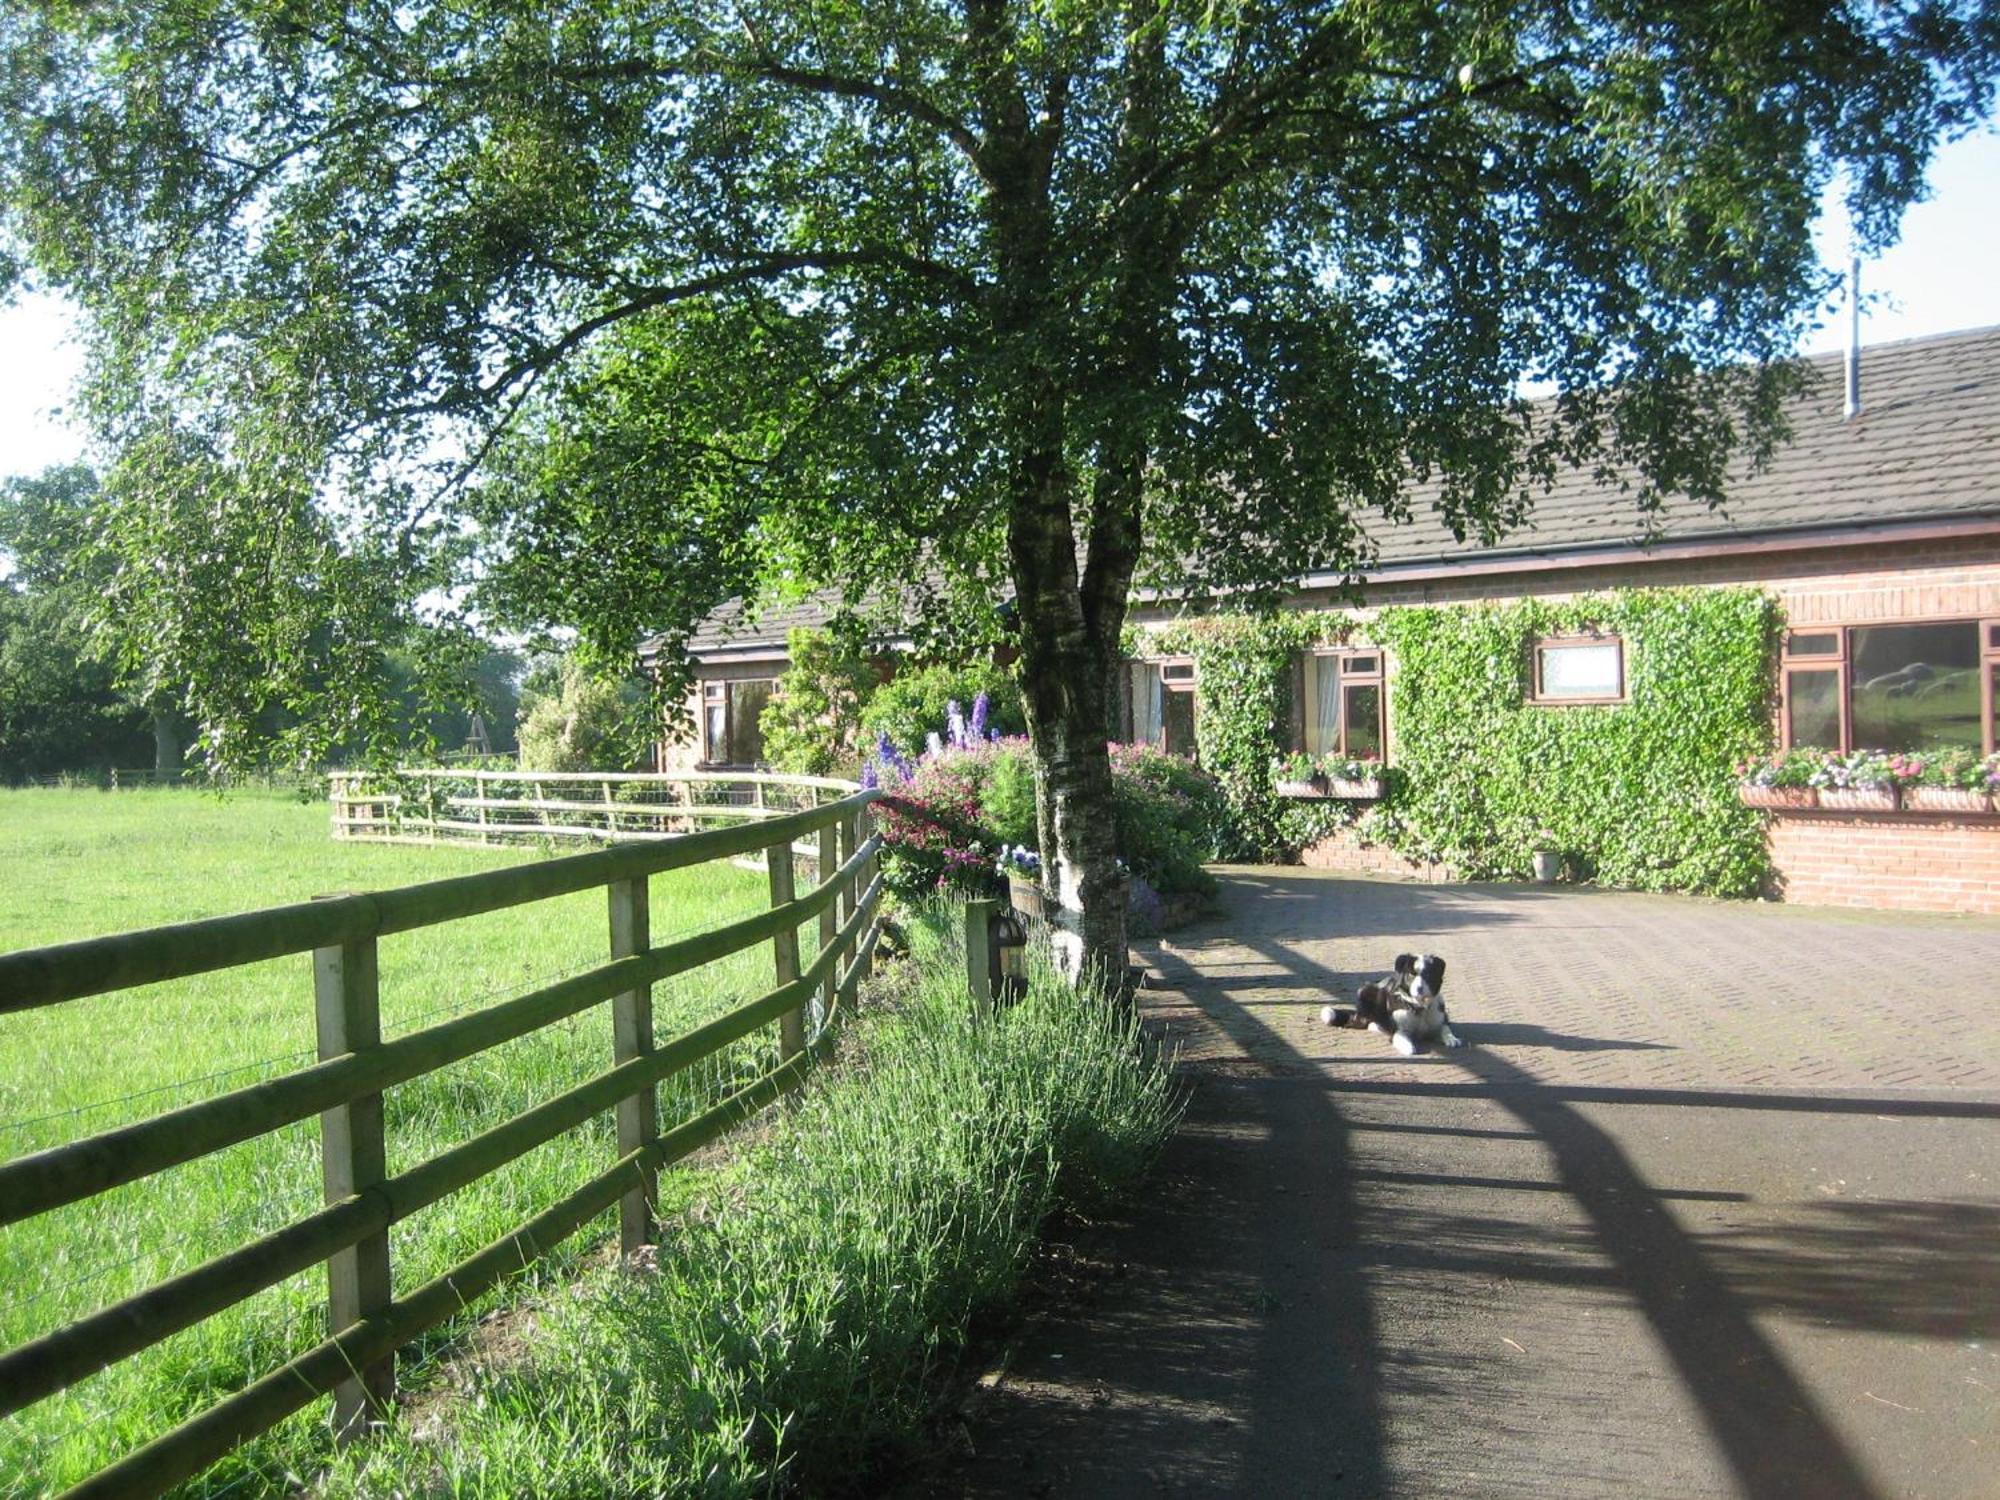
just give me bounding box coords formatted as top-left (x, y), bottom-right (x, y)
top-left (1352, 323), bottom-right (2000, 573)
top-left (654, 324), bottom-right (2000, 657)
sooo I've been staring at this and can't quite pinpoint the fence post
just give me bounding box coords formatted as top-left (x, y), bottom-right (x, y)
top-left (312, 919), bottom-right (393, 1441)
top-left (856, 804), bottom-right (877, 986)
top-left (817, 818), bottom-right (839, 1033)
top-left (608, 876), bottom-right (656, 1256)
top-left (476, 771), bottom-right (491, 844)
top-left (768, 840), bottom-right (804, 1062)
top-left (964, 898), bottom-right (996, 1015)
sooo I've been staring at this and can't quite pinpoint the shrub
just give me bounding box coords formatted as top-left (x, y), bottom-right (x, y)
top-left (326, 915), bottom-right (1183, 1499)
top-left (517, 662), bottom-right (642, 771)
top-left (758, 627), bottom-right (877, 777)
top-left (861, 662), bottom-right (1023, 757)
top-left (876, 736), bottom-right (1226, 902)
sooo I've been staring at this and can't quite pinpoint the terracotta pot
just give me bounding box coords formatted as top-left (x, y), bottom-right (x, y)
top-left (1737, 784), bottom-right (1818, 810)
top-left (1006, 876), bottom-right (1047, 920)
top-left (1817, 785), bottom-right (1899, 812)
top-left (1903, 785), bottom-right (1994, 814)
top-left (1325, 777), bottom-right (1385, 800)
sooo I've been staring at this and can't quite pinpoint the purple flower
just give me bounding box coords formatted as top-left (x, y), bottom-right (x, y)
top-left (969, 691), bottom-right (990, 741)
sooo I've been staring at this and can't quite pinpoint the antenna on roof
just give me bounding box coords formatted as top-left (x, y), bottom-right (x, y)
top-left (1844, 253), bottom-right (1862, 422)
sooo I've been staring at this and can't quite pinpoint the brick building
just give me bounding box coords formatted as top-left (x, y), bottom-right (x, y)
top-left (652, 325), bottom-right (2000, 915)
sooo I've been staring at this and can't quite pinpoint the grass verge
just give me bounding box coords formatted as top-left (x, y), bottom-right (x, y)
top-left (0, 788), bottom-right (777, 1495)
top-left (326, 913), bottom-right (1186, 1498)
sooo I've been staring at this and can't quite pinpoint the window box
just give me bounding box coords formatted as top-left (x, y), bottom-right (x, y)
top-left (1738, 784), bottom-right (1819, 810)
top-left (1904, 785), bottom-right (1994, 814)
top-left (1275, 776), bottom-right (1330, 799)
top-left (1325, 776), bottom-right (1386, 800)
top-left (1818, 785), bottom-right (1900, 812)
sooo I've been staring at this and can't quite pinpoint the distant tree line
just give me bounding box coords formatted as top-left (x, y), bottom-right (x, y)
top-left (0, 463), bottom-right (526, 782)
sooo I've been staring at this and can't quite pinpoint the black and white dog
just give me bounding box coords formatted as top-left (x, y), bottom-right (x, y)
top-left (1320, 953), bottom-right (1463, 1056)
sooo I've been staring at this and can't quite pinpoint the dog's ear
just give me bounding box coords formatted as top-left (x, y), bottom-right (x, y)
top-left (1393, 953), bottom-right (1417, 975)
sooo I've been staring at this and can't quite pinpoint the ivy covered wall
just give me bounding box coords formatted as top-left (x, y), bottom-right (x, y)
top-left (1128, 587), bottom-right (1783, 898)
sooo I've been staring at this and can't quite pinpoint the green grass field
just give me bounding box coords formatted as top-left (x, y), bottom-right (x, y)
top-left (0, 788), bottom-right (781, 1496)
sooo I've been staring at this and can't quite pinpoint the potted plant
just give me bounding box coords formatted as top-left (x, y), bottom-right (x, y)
top-left (1323, 754), bottom-right (1386, 800)
top-left (1272, 751), bottom-right (1329, 799)
top-left (1736, 749), bottom-right (1821, 809)
top-left (996, 844), bottom-right (1047, 919)
top-left (1899, 748), bottom-right (1996, 813)
top-left (1810, 749), bottom-right (1899, 811)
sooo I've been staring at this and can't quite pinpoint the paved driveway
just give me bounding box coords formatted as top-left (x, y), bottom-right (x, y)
top-left (932, 871), bottom-right (2000, 1500)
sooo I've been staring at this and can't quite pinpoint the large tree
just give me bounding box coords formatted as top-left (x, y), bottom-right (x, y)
top-left (1, 2), bottom-right (1993, 975)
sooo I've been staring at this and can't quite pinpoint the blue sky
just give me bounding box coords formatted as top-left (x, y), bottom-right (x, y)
top-left (2, 121), bottom-right (1996, 484)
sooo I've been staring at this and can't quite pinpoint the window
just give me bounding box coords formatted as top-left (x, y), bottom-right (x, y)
top-left (1302, 650), bottom-right (1386, 761)
top-left (701, 678), bottom-right (774, 765)
top-left (1529, 635), bottom-right (1625, 704)
top-left (1128, 658), bottom-right (1198, 758)
top-left (1783, 620), bottom-right (2000, 755)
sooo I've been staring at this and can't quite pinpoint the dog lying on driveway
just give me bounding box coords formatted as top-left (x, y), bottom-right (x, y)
top-left (1320, 953), bottom-right (1463, 1056)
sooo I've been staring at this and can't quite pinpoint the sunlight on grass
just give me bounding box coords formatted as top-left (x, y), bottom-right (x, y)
top-left (0, 787), bottom-right (782, 1496)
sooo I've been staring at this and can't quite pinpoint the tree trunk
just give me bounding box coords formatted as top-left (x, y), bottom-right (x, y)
top-left (151, 708), bottom-right (183, 780)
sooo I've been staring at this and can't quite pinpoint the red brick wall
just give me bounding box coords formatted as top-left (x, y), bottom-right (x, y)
top-left (1766, 810), bottom-right (2000, 916)
top-left (1299, 824), bottom-right (1459, 884)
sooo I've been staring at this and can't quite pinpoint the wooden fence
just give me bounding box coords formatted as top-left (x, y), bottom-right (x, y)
top-left (0, 789), bottom-right (883, 1499)
top-left (329, 767), bottom-right (859, 846)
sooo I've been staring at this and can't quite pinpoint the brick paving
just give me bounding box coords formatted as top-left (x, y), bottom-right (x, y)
top-left (1180, 869), bottom-right (2000, 1095)
top-left (931, 870), bottom-right (2000, 1500)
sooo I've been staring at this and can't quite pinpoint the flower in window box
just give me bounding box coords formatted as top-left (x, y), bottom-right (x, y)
top-left (1899, 747), bottom-right (1995, 813)
top-left (1271, 751), bottom-right (1330, 798)
top-left (1808, 750), bottom-right (1900, 811)
top-left (1322, 753), bottom-right (1386, 800)
top-left (1735, 749), bottom-right (1822, 809)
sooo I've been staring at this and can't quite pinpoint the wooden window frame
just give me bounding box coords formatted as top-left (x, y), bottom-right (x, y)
top-left (1301, 649), bottom-right (1388, 763)
top-left (1780, 618), bottom-right (1999, 757)
top-left (1126, 657), bottom-right (1200, 760)
top-left (699, 678), bottom-right (775, 767)
top-left (1527, 634), bottom-right (1626, 706)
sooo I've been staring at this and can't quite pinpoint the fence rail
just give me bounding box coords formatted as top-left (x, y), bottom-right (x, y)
top-left (329, 767), bottom-right (857, 846)
top-left (0, 787), bottom-right (883, 1500)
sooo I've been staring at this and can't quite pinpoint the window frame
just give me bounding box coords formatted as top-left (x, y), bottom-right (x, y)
top-left (1300, 648), bottom-right (1388, 764)
top-left (699, 677), bottom-right (776, 767)
top-left (1527, 633), bottom-right (1627, 706)
top-left (1780, 618), bottom-right (1999, 756)
top-left (1126, 656), bottom-right (1201, 760)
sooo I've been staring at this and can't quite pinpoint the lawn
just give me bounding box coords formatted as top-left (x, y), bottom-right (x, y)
top-left (0, 787), bottom-right (780, 1496)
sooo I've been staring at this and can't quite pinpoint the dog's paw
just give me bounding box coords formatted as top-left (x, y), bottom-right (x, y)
top-left (1319, 1003), bottom-right (1338, 1027)
top-left (1441, 1031), bottom-right (1466, 1049)
top-left (1392, 1031), bottom-right (1418, 1057)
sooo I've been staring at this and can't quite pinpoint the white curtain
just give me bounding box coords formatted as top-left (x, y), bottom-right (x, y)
top-left (1314, 655), bottom-right (1340, 755)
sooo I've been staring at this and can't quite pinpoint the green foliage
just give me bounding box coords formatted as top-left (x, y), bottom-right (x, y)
top-left (4, 0), bottom-right (1985, 791)
top-left (860, 662), bottom-right (1024, 758)
top-left (877, 737), bottom-right (1226, 900)
top-left (979, 741), bottom-right (1039, 844)
top-left (1126, 613), bottom-right (1348, 859)
top-left (758, 627), bottom-right (876, 776)
top-left (1365, 589), bottom-right (1780, 896)
top-left (326, 914), bottom-right (1183, 1498)
top-left (517, 659), bottom-right (646, 771)
top-left (1106, 743), bottom-right (1228, 898)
